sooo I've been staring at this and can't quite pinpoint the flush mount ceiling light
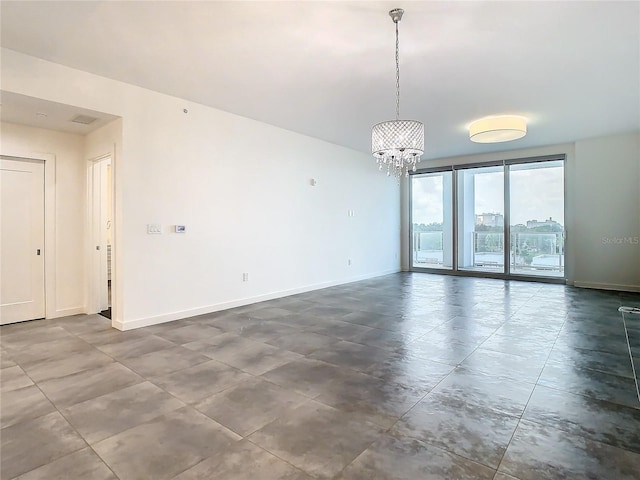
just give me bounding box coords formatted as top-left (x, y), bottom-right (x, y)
top-left (372, 8), bottom-right (424, 178)
top-left (469, 115), bottom-right (527, 143)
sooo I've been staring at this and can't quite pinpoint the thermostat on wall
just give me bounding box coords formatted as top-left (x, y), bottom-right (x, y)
top-left (175, 225), bottom-right (186, 233)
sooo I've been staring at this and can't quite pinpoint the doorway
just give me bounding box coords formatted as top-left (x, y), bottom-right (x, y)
top-left (457, 165), bottom-right (505, 273)
top-left (508, 160), bottom-right (565, 277)
top-left (89, 156), bottom-right (113, 319)
top-left (411, 170), bottom-right (454, 270)
top-left (0, 157), bottom-right (45, 324)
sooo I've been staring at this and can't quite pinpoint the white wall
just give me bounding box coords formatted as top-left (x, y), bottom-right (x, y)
top-left (1, 49), bottom-right (400, 330)
top-left (0, 122), bottom-right (86, 316)
top-left (573, 132), bottom-right (640, 291)
top-left (401, 134), bottom-right (640, 291)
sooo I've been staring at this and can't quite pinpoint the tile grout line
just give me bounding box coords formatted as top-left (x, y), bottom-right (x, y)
top-left (12, 348), bottom-right (123, 480)
top-left (3, 320), bottom-right (231, 480)
top-left (44, 322), bottom-right (272, 479)
top-left (56, 319), bottom-right (362, 480)
top-left (45, 319), bottom-right (132, 480)
top-left (352, 293), bottom-right (544, 477)
top-left (242, 434), bottom-right (327, 479)
top-left (504, 296), bottom-right (640, 462)
top-left (491, 297), bottom-right (569, 477)
top-left (4, 276), bottom-right (639, 479)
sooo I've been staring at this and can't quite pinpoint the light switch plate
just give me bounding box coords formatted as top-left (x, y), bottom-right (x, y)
top-left (147, 224), bottom-right (162, 234)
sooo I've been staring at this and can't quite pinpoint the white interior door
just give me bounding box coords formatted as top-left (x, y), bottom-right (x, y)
top-left (1, 158), bottom-right (45, 324)
top-left (91, 157), bottom-right (110, 312)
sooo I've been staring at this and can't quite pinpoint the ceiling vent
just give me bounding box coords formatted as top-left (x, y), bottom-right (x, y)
top-left (70, 114), bottom-right (98, 125)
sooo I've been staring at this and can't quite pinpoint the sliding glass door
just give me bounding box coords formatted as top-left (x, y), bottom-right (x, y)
top-left (508, 160), bottom-right (565, 277)
top-left (457, 165), bottom-right (505, 273)
top-left (409, 155), bottom-right (565, 281)
top-left (411, 171), bottom-right (453, 270)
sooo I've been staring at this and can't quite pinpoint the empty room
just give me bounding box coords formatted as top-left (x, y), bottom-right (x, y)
top-left (1, 1), bottom-right (639, 479)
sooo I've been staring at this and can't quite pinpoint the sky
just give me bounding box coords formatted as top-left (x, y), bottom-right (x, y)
top-left (412, 165), bottom-right (564, 227)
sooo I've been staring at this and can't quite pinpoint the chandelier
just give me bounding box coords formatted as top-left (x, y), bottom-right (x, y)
top-left (372, 8), bottom-right (424, 178)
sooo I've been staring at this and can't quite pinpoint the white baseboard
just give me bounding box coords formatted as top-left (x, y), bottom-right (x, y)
top-left (573, 281), bottom-right (640, 293)
top-left (111, 318), bottom-right (126, 330)
top-left (115, 269), bottom-right (400, 331)
top-left (48, 306), bottom-right (85, 319)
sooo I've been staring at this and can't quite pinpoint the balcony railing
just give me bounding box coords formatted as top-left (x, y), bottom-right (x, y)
top-left (413, 231), bottom-right (446, 266)
top-left (413, 230), bottom-right (564, 274)
top-left (509, 232), bottom-right (564, 273)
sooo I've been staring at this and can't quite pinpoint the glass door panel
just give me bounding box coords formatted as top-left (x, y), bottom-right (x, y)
top-left (411, 172), bottom-right (453, 270)
top-left (509, 161), bottom-right (565, 277)
top-left (457, 166), bottom-right (505, 273)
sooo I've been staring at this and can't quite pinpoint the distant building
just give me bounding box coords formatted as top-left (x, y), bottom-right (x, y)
top-left (526, 217), bottom-right (561, 229)
top-left (476, 213), bottom-right (504, 227)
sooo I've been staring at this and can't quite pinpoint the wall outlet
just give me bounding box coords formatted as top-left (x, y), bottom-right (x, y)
top-left (242, 272), bottom-right (249, 282)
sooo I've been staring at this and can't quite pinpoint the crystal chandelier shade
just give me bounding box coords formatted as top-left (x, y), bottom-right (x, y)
top-left (372, 9), bottom-right (424, 179)
top-left (372, 120), bottom-right (424, 176)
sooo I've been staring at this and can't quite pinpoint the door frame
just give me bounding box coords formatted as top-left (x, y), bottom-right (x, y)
top-left (408, 167), bottom-right (455, 271)
top-left (87, 154), bottom-right (114, 315)
top-left (0, 151), bottom-right (57, 319)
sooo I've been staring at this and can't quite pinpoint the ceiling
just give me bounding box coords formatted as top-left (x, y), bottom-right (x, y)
top-left (1, 1), bottom-right (638, 158)
top-left (0, 91), bottom-right (120, 135)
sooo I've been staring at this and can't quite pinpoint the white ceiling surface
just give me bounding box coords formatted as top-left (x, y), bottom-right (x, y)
top-left (1, 1), bottom-right (639, 159)
top-left (0, 91), bottom-right (120, 135)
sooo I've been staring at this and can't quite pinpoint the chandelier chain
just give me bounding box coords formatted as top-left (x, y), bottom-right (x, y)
top-left (395, 21), bottom-right (400, 121)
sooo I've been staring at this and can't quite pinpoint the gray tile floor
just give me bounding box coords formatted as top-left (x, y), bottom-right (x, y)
top-left (1, 273), bottom-right (640, 479)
